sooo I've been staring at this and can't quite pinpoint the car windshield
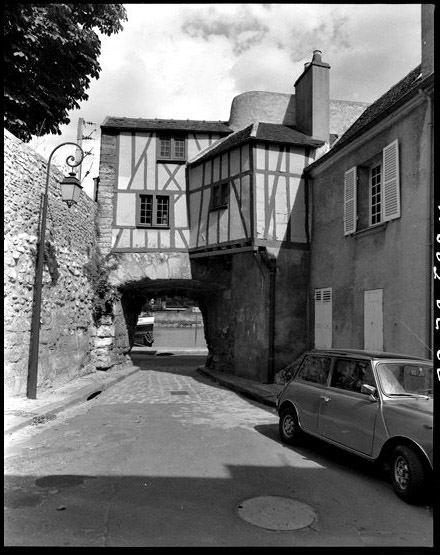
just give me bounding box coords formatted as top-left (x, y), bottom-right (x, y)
top-left (376, 363), bottom-right (433, 397)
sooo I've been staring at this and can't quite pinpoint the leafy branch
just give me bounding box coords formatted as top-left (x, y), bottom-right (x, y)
top-left (83, 248), bottom-right (119, 324)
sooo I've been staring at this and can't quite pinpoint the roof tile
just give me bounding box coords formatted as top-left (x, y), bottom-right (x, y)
top-left (101, 117), bottom-right (232, 134)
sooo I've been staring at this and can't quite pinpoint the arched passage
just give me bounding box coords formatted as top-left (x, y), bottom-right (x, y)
top-left (93, 251), bottom-right (237, 374)
top-left (118, 277), bottom-right (224, 352)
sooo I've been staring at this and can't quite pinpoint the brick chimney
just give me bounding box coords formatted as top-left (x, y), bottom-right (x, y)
top-left (421, 4), bottom-right (434, 78)
top-left (294, 50), bottom-right (330, 144)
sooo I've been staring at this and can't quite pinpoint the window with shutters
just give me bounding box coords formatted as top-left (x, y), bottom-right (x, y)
top-left (157, 136), bottom-right (186, 161)
top-left (343, 139), bottom-right (400, 236)
top-left (136, 192), bottom-right (170, 228)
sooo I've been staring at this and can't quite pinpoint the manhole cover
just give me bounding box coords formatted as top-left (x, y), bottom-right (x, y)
top-left (236, 496), bottom-right (316, 531)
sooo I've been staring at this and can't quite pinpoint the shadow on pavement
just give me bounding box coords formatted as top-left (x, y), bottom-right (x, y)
top-left (254, 423), bottom-right (435, 508)
top-left (4, 462), bottom-right (433, 547)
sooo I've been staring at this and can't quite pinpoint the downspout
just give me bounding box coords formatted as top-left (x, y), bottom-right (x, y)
top-left (267, 257), bottom-right (276, 383)
top-left (304, 147), bottom-right (313, 350)
top-left (258, 247), bottom-right (277, 383)
top-left (419, 87), bottom-right (433, 357)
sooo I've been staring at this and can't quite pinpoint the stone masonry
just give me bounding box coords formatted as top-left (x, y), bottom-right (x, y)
top-left (4, 129), bottom-right (102, 396)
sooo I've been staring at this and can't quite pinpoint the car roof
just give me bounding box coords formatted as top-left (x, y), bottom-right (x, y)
top-left (306, 348), bottom-right (432, 363)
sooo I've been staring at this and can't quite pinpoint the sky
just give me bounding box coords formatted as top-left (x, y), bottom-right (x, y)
top-left (29, 3), bottom-right (422, 198)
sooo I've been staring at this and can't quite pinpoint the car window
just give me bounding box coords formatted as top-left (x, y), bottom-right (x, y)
top-left (330, 359), bottom-right (374, 394)
top-left (296, 356), bottom-right (331, 385)
top-left (376, 363), bottom-right (433, 396)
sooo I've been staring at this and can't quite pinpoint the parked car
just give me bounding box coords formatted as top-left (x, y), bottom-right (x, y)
top-left (134, 313), bottom-right (155, 346)
top-left (276, 349), bottom-right (433, 503)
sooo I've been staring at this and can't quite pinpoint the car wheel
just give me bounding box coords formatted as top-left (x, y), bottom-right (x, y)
top-left (143, 334), bottom-right (154, 347)
top-left (279, 408), bottom-right (301, 445)
top-left (389, 445), bottom-right (426, 503)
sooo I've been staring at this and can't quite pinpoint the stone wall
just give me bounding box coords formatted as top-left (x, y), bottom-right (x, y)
top-left (4, 129), bottom-right (98, 396)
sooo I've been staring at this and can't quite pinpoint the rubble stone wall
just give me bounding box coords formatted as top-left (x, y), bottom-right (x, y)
top-left (4, 129), bottom-right (98, 396)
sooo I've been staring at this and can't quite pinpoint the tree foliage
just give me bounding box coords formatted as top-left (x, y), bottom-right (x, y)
top-left (4, 3), bottom-right (127, 142)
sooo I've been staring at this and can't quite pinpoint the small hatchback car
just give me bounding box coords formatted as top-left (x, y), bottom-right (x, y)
top-left (276, 349), bottom-right (433, 503)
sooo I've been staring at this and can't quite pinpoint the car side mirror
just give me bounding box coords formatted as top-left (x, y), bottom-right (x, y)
top-left (361, 384), bottom-right (377, 401)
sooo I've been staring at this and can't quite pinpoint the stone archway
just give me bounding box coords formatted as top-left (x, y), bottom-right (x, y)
top-left (92, 251), bottom-right (233, 373)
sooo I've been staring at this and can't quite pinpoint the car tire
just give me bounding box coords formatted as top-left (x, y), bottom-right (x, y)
top-left (279, 408), bottom-right (301, 445)
top-left (143, 334), bottom-right (154, 347)
top-left (389, 445), bottom-right (426, 503)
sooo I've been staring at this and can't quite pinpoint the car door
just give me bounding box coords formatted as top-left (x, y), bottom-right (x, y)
top-left (288, 355), bottom-right (331, 434)
top-left (317, 358), bottom-right (379, 456)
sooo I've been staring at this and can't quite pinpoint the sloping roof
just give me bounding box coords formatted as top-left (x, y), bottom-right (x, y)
top-left (188, 124), bottom-right (255, 165)
top-left (101, 116), bottom-right (232, 134)
top-left (306, 64), bottom-right (425, 170)
top-left (335, 64), bottom-right (422, 147)
top-left (256, 122), bottom-right (324, 147)
top-left (188, 122), bottom-right (324, 165)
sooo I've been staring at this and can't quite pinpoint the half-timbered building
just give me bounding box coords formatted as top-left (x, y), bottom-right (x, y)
top-left (97, 48), bottom-right (375, 380)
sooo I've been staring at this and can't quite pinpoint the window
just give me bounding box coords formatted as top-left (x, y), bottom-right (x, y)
top-left (296, 356), bottom-right (331, 385)
top-left (158, 136), bottom-right (186, 161)
top-left (370, 163), bottom-right (382, 225)
top-left (330, 359), bottom-right (373, 393)
top-left (137, 193), bottom-right (170, 227)
top-left (210, 182), bottom-right (229, 211)
top-left (344, 139), bottom-right (400, 235)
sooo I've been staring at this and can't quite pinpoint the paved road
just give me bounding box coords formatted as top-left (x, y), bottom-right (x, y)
top-left (4, 354), bottom-right (433, 547)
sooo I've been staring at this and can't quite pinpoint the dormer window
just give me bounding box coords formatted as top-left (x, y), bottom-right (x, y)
top-left (157, 136), bottom-right (186, 161)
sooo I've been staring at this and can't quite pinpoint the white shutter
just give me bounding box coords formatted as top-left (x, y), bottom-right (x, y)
top-left (382, 140), bottom-right (400, 221)
top-left (364, 289), bottom-right (383, 351)
top-left (315, 287), bottom-right (332, 349)
top-left (344, 167), bottom-right (357, 235)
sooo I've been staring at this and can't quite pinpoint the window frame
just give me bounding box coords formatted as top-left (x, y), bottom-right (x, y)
top-left (136, 191), bottom-right (171, 228)
top-left (344, 139), bottom-right (400, 236)
top-left (157, 135), bottom-right (186, 162)
top-left (295, 355), bottom-right (331, 386)
top-left (369, 161), bottom-right (383, 226)
top-left (210, 182), bottom-right (229, 212)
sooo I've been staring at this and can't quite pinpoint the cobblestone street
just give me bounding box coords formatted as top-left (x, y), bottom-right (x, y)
top-left (5, 354), bottom-right (433, 547)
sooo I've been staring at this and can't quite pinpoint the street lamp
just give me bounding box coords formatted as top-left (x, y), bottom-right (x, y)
top-left (27, 142), bottom-right (86, 399)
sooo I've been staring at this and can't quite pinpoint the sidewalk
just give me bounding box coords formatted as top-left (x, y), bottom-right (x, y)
top-left (4, 362), bottom-right (141, 435)
top-left (197, 367), bottom-right (283, 409)
top-left (4, 354), bottom-right (283, 436)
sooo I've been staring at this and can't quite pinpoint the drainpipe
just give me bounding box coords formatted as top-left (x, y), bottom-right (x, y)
top-left (259, 247), bottom-right (277, 383)
top-left (419, 87), bottom-right (433, 357)
top-left (304, 149), bottom-right (313, 350)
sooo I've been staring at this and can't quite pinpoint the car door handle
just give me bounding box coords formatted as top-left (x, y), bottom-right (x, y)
top-left (320, 396), bottom-right (331, 403)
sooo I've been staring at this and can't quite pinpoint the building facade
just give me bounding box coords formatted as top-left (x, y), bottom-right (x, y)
top-left (96, 5), bottom-right (433, 381)
top-left (306, 13), bottom-right (434, 359)
top-left (97, 50), bottom-right (371, 381)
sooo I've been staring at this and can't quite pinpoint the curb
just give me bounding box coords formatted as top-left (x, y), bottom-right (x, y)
top-left (4, 365), bottom-right (141, 435)
top-left (197, 367), bottom-right (279, 409)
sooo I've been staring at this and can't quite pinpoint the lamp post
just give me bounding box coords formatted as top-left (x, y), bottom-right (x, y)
top-left (27, 142), bottom-right (86, 399)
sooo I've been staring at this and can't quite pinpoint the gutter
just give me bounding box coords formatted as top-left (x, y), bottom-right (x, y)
top-left (418, 85), bottom-right (433, 358)
top-left (258, 247), bottom-right (277, 384)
